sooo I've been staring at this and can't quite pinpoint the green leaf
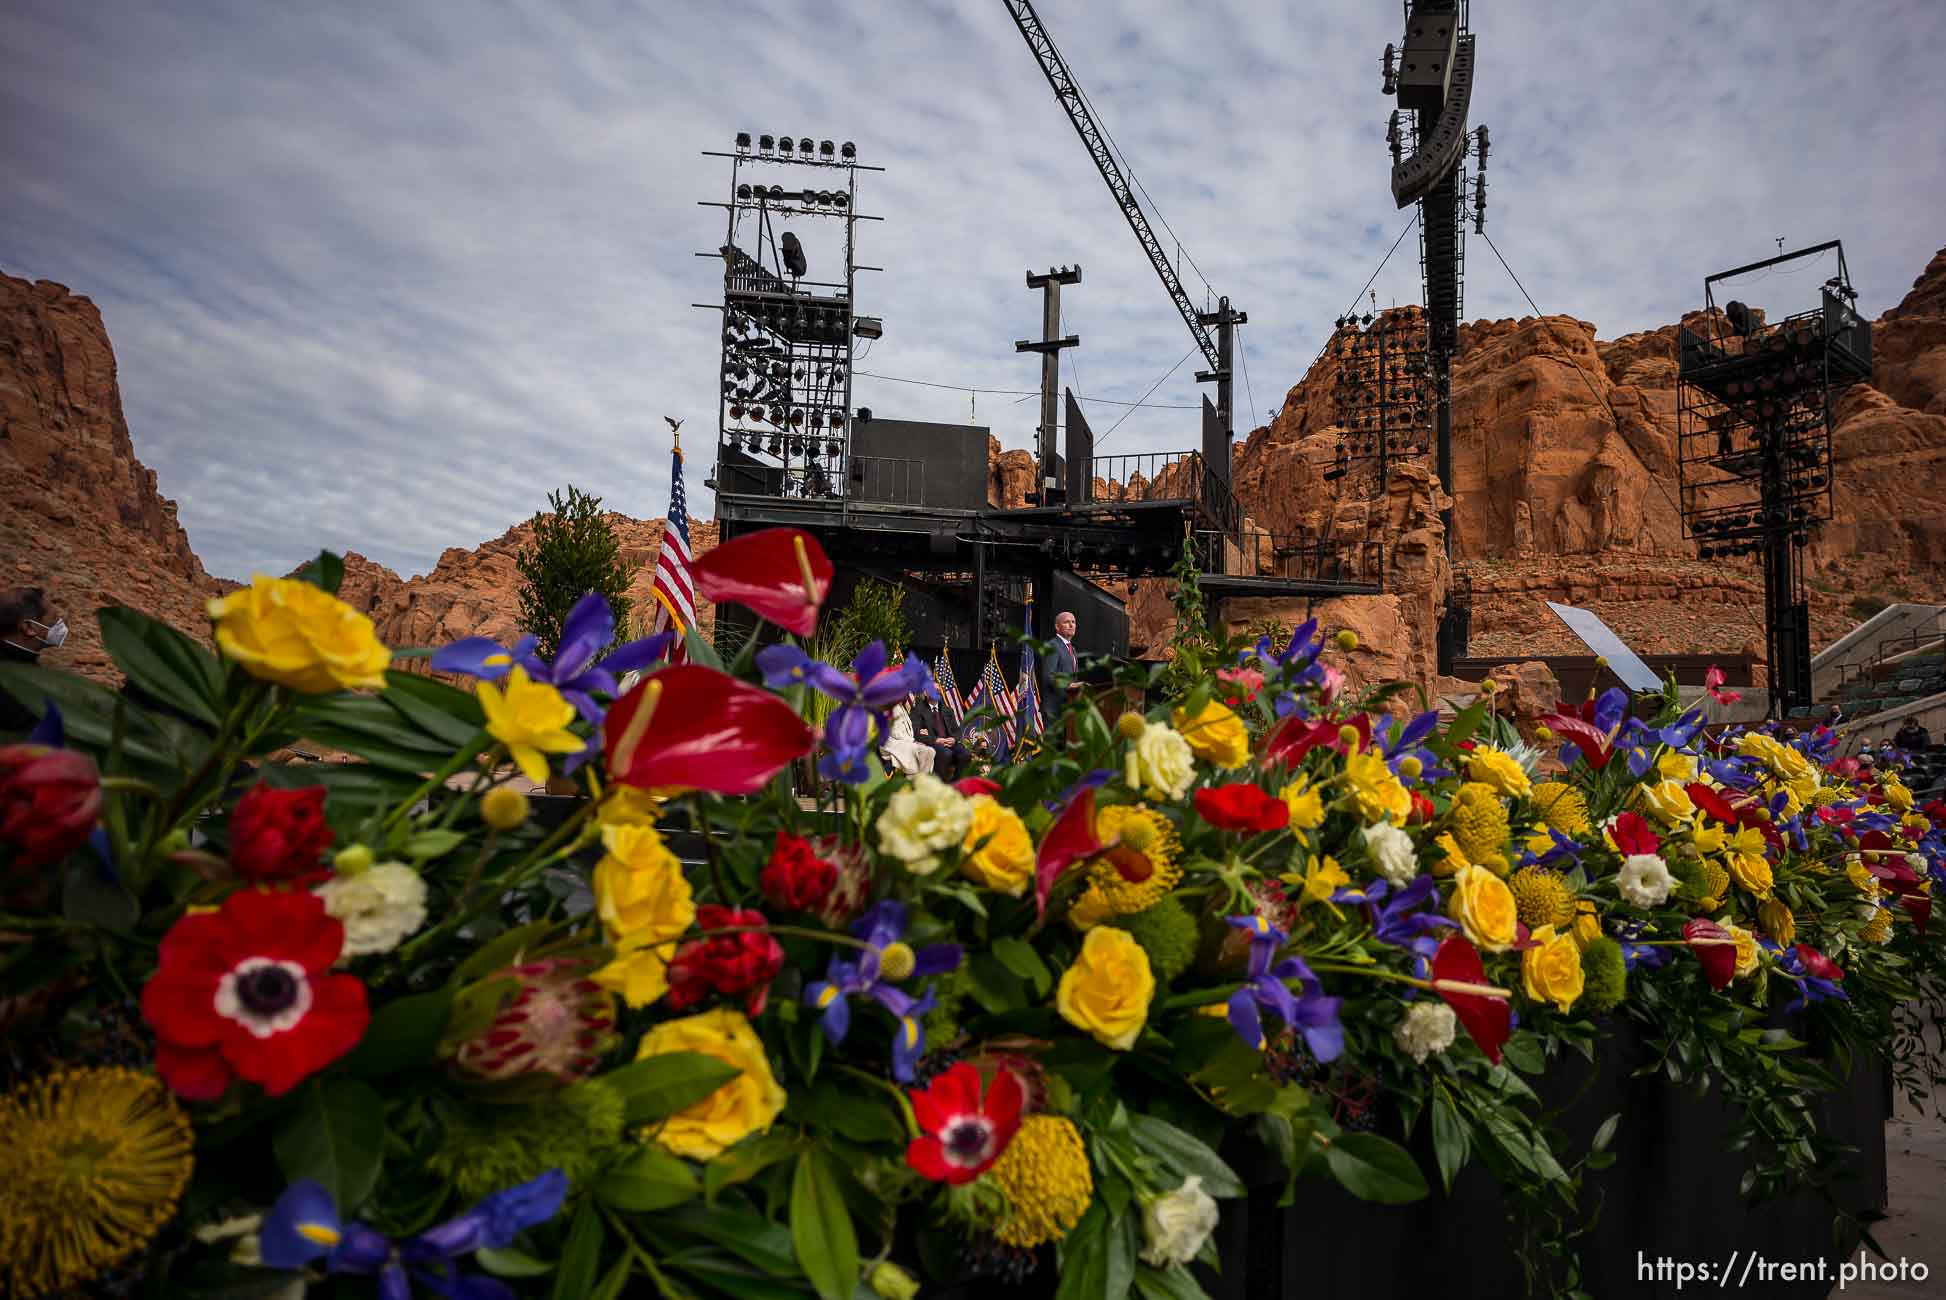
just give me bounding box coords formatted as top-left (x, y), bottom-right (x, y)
top-left (383, 670), bottom-right (487, 744)
top-left (1430, 1091), bottom-right (1467, 1194)
top-left (1054, 1201), bottom-right (1133, 1300)
top-left (597, 1146), bottom-right (701, 1211)
top-left (552, 1201), bottom-right (603, 1300)
top-left (96, 605), bottom-right (225, 726)
top-left (587, 1257), bottom-right (631, 1300)
top-left (340, 987), bottom-right (453, 1078)
top-left (806, 1078), bottom-right (903, 1145)
top-left (684, 625), bottom-right (726, 672)
top-left (1127, 1114), bottom-right (1245, 1199)
top-left (454, 919), bottom-right (560, 983)
top-left (992, 936), bottom-right (1054, 998)
top-left (1591, 1112), bottom-right (1621, 1154)
top-left (273, 1078), bottom-right (385, 1211)
top-left (790, 1149), bottom-right (859, 1300)
top-left (295, 550), bottom-right (346, 595)
top-left (704, 1132), bottom-right (799, 1203)
top-left (1323, 1132), bottom-right (1429, 1205)
top-left (963, 951), bottom-right (1026, 1015)
top-left (476, 1247), bottom-right (554, 1278)
top-left (662, 1249), bottom-right (814, 1300)
top-left (404, 829), bottom-right (467, 862)
top-left (658, 1203), bottom-right (799, 1276)
top-left (1500, 1032), bottom-right (1545, 1075)
top-left (604, 1051), bottom-right (742, 1125)
top-left (1133, 1265), bottom-right (1214, 1300)
top-left (62, 864), bottom-right (139, 932)
top-left (0, 662), bottom-right (203, 776)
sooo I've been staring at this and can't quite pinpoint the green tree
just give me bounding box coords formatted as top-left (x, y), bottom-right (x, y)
top-left (514, 485), bottom-right (633, 663)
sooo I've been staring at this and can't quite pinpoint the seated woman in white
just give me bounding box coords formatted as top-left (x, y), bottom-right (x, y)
top-left (881, 698), bottom-right (936, 776)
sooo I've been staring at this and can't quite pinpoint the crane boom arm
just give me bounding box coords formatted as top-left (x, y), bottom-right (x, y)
top-left (1001, 0), bottom-right (1221, 375)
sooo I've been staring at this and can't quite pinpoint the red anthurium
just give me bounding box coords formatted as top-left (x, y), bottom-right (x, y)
top-left (1858, 830), bottom-right (1894, 853)
top-left (1264, 713), bottom-right (1370, 766)
top-left (1792, 943), bottom-right (1844, 983)
top-left (954, 776), bottom-right (1003, 798)
top-left (907, 1062), bottom-right (1023, 1185)
top-left (1815, 804), bottom-right (1857, 828)
top-left (604, 665), bottom-right (814, 795)
top-left (1827, 756), bottom-right (1863, 779)
top-left (1685, 782), bottom-right (1739, 826)
top-left (1867, 857), bottom-right (1931, 936)
top-left (1608, 812), bottom-right (1661, 857)
top-left (1682, 918), bottom-right (1738, 990)
top-left (1429, 935), bottom-right (1511, 1065)
top-left (1539, 713), bottom-right (1616, 769)
top-left (691, 528), bottom-right (833, 637)
top-left (1194, 783), bottom-right (1291, 833)
top-left (141, 889), bottom-right (369, 1100)
top-left (1034, 787), bottom-right (1101, 917)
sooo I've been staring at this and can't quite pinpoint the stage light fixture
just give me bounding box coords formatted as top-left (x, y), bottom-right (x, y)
top-left (798, 137), bottom-right (814, 154)
top-left (840, 141), bottom-right (856, 159)
top-left (736, 131), bottom-right (752, 149)
top-left (831, 192), bottom-right (848, 209)
top-left (737, 183), bottom-right (752, 200)
top-left (852, 316), bottom-right (883, 340)
top-left (820, 139), bottom-right (835, 158)
top-left (759, 134), bottom-right (775, 152)
top-left (778, 136), bottom-right (794, 154)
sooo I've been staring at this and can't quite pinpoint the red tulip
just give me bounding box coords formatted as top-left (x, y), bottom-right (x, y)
top-left (1429, 935), bottom-right (1510, 1065)
top-left (1682, 918), bottom-right (1738, 990)
top-left (691, 528), bottom-right (833, 638)
top-left (1194, 783), bottom-right (1290, 833)
top-left (0, 743), bottom-right (101, 869)
top-left (604, 665), bottom-right (814, 795)
top-left (1034, 787), bottom-right (1101, 918)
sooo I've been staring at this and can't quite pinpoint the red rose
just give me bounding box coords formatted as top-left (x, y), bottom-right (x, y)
top-left (1194, 783), bottom-right (1290, 833)
top-left (229, 783), bottom-right (333, 883)
top-left (666, 905), bottom-right (784, 1016)
top-left (760, 831), bottom-right (837, 913)
top-left (0, 743), bottom-right (102, 869)
top-left (140, 888), bottom-right (369, 1099)
top-left (1408, 791), bottom-right (1437, 826)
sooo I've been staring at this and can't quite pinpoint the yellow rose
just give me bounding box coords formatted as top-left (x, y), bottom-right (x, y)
top-left (959, 796), bottom-right (1034, 897)
top-left (1171, 699), bottom-right (1250, 769)
top-left (1726, 850), bottom-right (1772, 897)
top-left (1466, 749), bottom-right (1532, 799)
top-left (594, 823), bottom-right (695, 946)
top-left (1639, 780), bottom-right (1695, 826)
top-left (1723, 922), bottom-right (1759, 978)
top-left (479, 666), bottom-right (585, 785)
top-left (1883, 776), bottom-right (1913, 813)
top-left (1133, 723), bottom-right (1197, 801)
top-left (1571, 900), bottom-right (1602, 950)
top-left (1343, 749), bottom-right (1411, 826)
top-left (1055, 927), bottom-right (1154, 1050)
top-left (598, 786), bottom-right (664, 829)
top-left (634, 1008), bottom-right (785, 1159)
top-left (1447, 864), bottom-right (1518, 952)
top-left (1520, 924), bottom-right (1585, 1012)
top-left (207, 574), bottom-right (390, 693)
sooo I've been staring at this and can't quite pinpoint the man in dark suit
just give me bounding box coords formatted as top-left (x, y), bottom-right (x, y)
top-left (1038, 609), bottom-right (1078, 727)
top-left (911, 692), bottom-right (968, 781)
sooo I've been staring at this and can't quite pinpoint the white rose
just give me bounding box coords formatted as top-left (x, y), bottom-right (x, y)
top-left (1134, 722), bottom-right (1196, 802)
top-left (314, 862), bottom-right (429, 958)
top-left (1392, 1000), bottom-right (1457, 1064)
top-left (1362, 821), bottom-right (1419, 886)
top-left (1616, 853), bottom-right (1675, 907)
top-left (875, 774), bottom-right (972, 874)
top-left (1139, 1176), bottom-right (1220, 1267)
top-left (1908, 853), bottom-right (1928, 872)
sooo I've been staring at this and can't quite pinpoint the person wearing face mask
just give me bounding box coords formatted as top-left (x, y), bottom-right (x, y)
top-left (1, 588), bottom-right (66, 734)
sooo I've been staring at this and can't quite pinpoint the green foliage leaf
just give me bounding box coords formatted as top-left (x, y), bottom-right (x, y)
top-left (0, 662), bottom-right (206, 777)
top-left (604, 1051), bottom-right (742, 1125)
top-left (62, 864), bottom-right (138, 932)
top-left (453, 919), bottom-right (560, 983)
top-left (294, 550), bottom-right (346, 595)
top-left (790, 1148), bottom-right (859, 1300)
top-left (476, 1247), bottom-right (554, 1278)
top-left (597, 1146), bottom-right (701, 1211)
top-left (1127, 1114), bottom-right (1245, 1199)
top-left (273, 1078), bottom-right (385, 1211)
top-left (382, 670), bottom-right (487, 745)
top-left (97, 605), bottom-right (225, 726)
top-left (1500, 1032), bottom-right (1545, 1075)
top-left (552, 1200), bottom-right (604, 1300)
top-left (1055, 1201), bottom-right (1133, 1300)
top-left (1591, 1112), bottom-right (1622, 1154)
top-left (659, 1202), bottom-right (800, 1276)
top-left (404, 828), bottom-right (467, 862)
top-left (992, 936), bottom-right (1054, 998)
top-left (1323, 1132), bottom-right (1429, 1205)
top-left (704, 1131), bottom-right (799, 1203)
top-left (340, 987), bottom-right (452, 1078)
top-left (1430, 1091), bottom-right (1467, 1194)
top-left (1133, 1265), bottom-right (1214, 1300)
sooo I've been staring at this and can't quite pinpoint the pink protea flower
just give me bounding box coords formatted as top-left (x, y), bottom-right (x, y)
top-left (451, 958), bottom-right (617, 1083)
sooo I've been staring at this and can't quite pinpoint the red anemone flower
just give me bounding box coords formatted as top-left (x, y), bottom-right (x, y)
top-left (1034, 787), bottom-right (1101, 917)
top-left (691, 528), bottom-right (833, 638)
top-left (604, 665), bottom-right (814, 795)
top-left (906, 1062), bottom-right (1023, 1185)
top-left (1194, 783), bottom-right (1290, 833)
top-left (1429, 935), bottom-right (1511, 1064)
top-left (141, 888), bottom-right (369, 1100)
top-left (1682, 918), bottom-right (1738, 990)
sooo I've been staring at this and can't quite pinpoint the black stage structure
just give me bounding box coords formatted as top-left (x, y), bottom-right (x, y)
top-left (701, 137), bottom-right (1386, 670)
top-left (1677, 241), bottom-right (1872, 716)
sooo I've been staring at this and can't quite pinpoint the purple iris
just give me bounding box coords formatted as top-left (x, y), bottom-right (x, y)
top-left (758, 640), bottom-right (935, 784)
top-left (1245, 618), bottom-right (1326, 717)
top-left (1367, 875), bottom-right (1456, 982)
top-left (1763, 941), bottom-right (1848, 1013)
top-left (1522, 825), bottom-right (1584, 871)
top-left (1378, 710), bottom-right (1445, 781)
top-left (261, 1169), bottom-right (567, 1299)
top-left (805, 901), bottom-right (960, 1082)
top-left (1223, 915), bottom-right (1342, 1063)
top-left (431, 591), bottom-right (672, 723)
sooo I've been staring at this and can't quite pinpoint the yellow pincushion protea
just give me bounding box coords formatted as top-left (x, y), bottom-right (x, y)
top-left (1529, 782), bottom-right (1591, 836)
top-left (1508, 867), bottom-right (1578, 929)
top-left (1448, 783), bottom-right (1511, 874)
top-left (0, 1068), bottom-right (194, 1298)
top-left (1067, 806), bottom-right (1181, 929)
top-left (989, 1115), bottom-right (1094, 1248)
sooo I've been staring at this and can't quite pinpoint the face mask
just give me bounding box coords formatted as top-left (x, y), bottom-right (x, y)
top-left (25, 618), bottom-right (67, 648)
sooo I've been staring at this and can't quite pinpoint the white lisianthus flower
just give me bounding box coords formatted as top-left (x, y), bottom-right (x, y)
top-left (1134, 722), bottom-right (1196, 802)
top-left (875, 774), bottom-right (972, 875)
top-left (315, 862), bottom-right (428, 958)
top-left (1139, 1176), bottom-right (1220, 1267)
top-left (1392, 1001), bottom-right (1458, 1064)
top-left (1616, 853), bottom-right (1676, 907)
top-left (1361, 821), bottom-right (1419, 886)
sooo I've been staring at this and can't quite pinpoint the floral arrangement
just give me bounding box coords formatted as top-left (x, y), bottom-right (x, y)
top-left (1, 531), bottom-right (1943, 1300)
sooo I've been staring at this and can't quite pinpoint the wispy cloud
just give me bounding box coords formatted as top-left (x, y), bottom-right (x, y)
top-left (2, 0), bottom-right (1940, 578)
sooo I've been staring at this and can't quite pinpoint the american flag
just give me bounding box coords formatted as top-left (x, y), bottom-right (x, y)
top-left (980, 643), bottom-right (1018, 762)
top-left (649, 439), bottom-right (695, 662)
top-left (1015, 606), bottom-right (1045, 737)
top-left (934, 650), bottom-right (967, 728)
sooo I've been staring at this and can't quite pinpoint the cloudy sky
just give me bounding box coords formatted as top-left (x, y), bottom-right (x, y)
top-left (3, 1), bottom-right (1942, 580)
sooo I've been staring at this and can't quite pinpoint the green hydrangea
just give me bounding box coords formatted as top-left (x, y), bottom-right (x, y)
top-left (427, 1078), bottom-right (624, 1201)
top-left (1580, 937), bottom-right (1627, 1013)
top-left (1109, 896), bottom-right (1198, 985)
top-left (921, 966), bottom-right (972, 1047)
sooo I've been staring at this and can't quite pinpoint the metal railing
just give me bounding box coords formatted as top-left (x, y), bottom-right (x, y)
top-left (1081, 450), bottom-right (1240, 533)
top-left (1205, 530), bottom-right (1387, 589)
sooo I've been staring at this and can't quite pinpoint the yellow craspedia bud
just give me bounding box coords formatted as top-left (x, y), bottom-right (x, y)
top-left (1335, 629), bottom-right (1359, 652)
top-left (1338, 724), bottom-right (1362, 750)
top-left (1398, 755), bottom-right (1423, 779)
top-left (481, 786), bottom-right (532, 831)
top-left (1116, 712), bottom-right (1149, 741)
top-left (1594, 656), bottom-right (1609, 668)
top-left (333, 844), bottom-right (374, 876)
top-left (1117, 816), bottom-right (1158, 853)
top-left (1480, 678), bottom-right (1498, 694)
top-left (877, 941), bottom-right (916, 981)
top-left (1535, 725), bottom-right (1554, 742)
